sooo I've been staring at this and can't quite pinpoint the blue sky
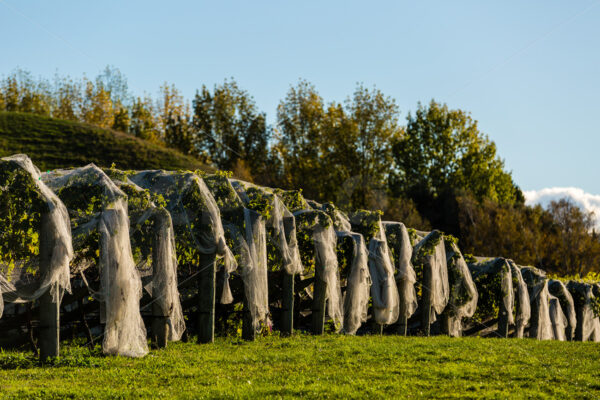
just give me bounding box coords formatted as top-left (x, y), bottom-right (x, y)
top-left (1, 0), bottom-right (599, 199)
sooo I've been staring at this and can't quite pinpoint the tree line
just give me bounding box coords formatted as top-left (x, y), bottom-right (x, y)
top-left (1, 66), bottom-right (598, 276)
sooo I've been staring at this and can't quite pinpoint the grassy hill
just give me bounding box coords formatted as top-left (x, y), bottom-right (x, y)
top-left (0, 335), bottom-right (598, 399)
top-left (0, 112), bottom-right (209, 171)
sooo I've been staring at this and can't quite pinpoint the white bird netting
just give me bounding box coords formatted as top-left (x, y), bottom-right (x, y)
top-left (0, 154), bottom-right (73, 318)
top-left (548, 279), bottom-right (576, 341)
top-left (43, 164), bottom-right (148, 357)
top-left (548, 294), bottom-right (568, 341)
top-left (442, 238), bottom-right (478, 337)
top-left (105, 169), bottom-right (185, 341)
top-left (314, 202), bottom-right (370, 334)
top-left (128, 170), bottom-right (237, 304)
top-left (350, 211), bottom-right (400, 326)
top-left (566, 281), bottom-right (600, 342)
top-left (508, 261), bottom-right (531, 338)
top-left (6, 153), bottom-right (600, 350)
top-left (468, 258), bottom-right (514, 334)
top-left (204, 174), bottom-right (270, 333)
top-left (412, 230), bottom-right (449, 327)
top-left (230, 179), bottom-right (303, 276)
top-left (520, 266), bottom-right (553, 340)
top-left (335, 231), bottom-right (371, 334)
top-left (293, 209), bottom-right (344, 330)
top-left (382, 222), bottom-right (418, 322)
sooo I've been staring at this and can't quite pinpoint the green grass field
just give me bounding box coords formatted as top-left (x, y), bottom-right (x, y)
top-left (0, 111), bottom-right (207, 171)
top-left (0, 334), bottom-right (599, 399)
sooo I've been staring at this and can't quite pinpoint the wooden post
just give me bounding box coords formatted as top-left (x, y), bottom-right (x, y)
top-left (151, 219), bottom-right (169, 349)
top-left (420, 262), bottom-right (432, 336)
top-left (440, 311), bottom-right (450, 336)
top-left (281, 272), bottom-right (294, 336)
top-left (397, 293), bottom-right (408, 336)
top-left (312, 268), bottom-right (327, 335)
top-left (497, 304), bottom-right (509, 338)
top-left (241, 295), bottom-right (256, 341)
top-left (38, 215), bottom-right (59, 361)
top-left (152, 311), bottom-right (169, 348)
top-left (197, 252), bottom-right (216, 344)
top-left (574, 306), bottom-right (584, 341)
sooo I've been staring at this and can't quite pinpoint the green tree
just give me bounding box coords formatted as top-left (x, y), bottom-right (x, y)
top-left (192, 79), bottom-right (270, 177)
top-left (112, 103), bottom-right (131, 132)
top-left (80, 79), bottom-right (114, 129)
top-left (275, 81), bottom-right (401, 210)
top-left (53, 75), bottom-right (82, 121)
top-left (274, 80), bottom-right (325, 193)
top-left (338, 84), bottom-right (401, 209)
top-left (130, 96), bottom-right (160, 142)
top-left (547, 199), bottom-right (600, 275)
top-left (391, 100), bottom-right (522, 205)
top-left (95, 65), bottom-right (130, 106)
top-left (158, 83), bottom-right (193, 155)
top-left (1, 70), bottom-right (52, 115)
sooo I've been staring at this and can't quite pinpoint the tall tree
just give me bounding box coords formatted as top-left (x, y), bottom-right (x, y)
top-left (339, 84), bottom-right (401, 209)
top-left (548, 199), bottom-right (600, 275)
top-left (53, 75), bottom-right (83, 121)
top-left (130, 96), bottom-right (160, 142)
top-left (275, 80), bottom-right (326, 193)
top-left (391, 100), bottom-right (522, 205)
top-left (159, 83), bottom-right (193, 155)
top-left (0, 70), bottom-right (52, 115)
top-left (192, 79), bottom-right (270, 177)
top-left (276, 81), bottom-right (401, 210)
top-left (80, 79), bottom-right (114, 129)
top-left (95, 66), bottom-right (130, 106)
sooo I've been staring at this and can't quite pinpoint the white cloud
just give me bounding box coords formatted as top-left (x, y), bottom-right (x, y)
top-left (524, 187), bottom-right (600, 228)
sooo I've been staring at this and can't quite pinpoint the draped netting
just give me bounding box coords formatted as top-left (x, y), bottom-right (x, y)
top-left (520, 266), bottom-right (554, 340)
top-left (467, 257), bottom-right (514, 335)
top-left (43, 164), bottom-right (148, 357)
top-left (104, 168), bottom-right (185, 341)
top-left (292, 208), bottom-right (344, 330)
top-left (204, 174), bottom-right (270, 333)
top-left (0, 154), bottom-right (73, 318)
top-left (230, 179), bottom-right (303, 276)
top-left (411, 230), bottom-right (449, 328)
top-left (350, 210), bottom-right (400, 326)
top-left (441, 238), bottom-right (478, 337)
top-left (335, 231), bottom-right (370, 334)
top-left (566, 281), bottom-right (600, 341)
top-left (128, 170), bottom-right (237, 304)
top-left (382, 222), bottom-right (418, 322)
top-left (548, 294), bottom-right (568, 341)
top-left (313, 201), bottom-right (370, 334)
top-left (507, 260), bottom-right (531, 338)
top-left (316, 202), bottom-right (353, 232)
top-left (548, 279), bottom-right (576, 341)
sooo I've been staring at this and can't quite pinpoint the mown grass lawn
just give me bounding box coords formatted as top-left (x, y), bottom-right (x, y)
top-left (0, 334), bottom-right (599, 399)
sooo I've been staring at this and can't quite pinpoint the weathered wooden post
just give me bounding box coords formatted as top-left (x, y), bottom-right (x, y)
top-left (497, 306), bottom-right (510, 338)
top-left (151, 226), bottom-right (169, 349)
top-left (197, 252), bottom-right (216, 344)
top-left (421, 263), bottom-right (433, 337)
top-left (152, 307), bottom-right (169, 348)
top-left (281, 272), bottom-right (295, 335)
top-left (397, 299), bottom-right (408, 336)
top-left (241, 296), bottom-right (256, 341)
top-left (312, 270), bottom-right (327, 335)
top-left (38, 215), bottom-right (60, 361)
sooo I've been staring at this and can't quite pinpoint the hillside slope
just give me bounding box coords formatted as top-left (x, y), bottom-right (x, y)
top-left (0, 112), bottom-right (209, 171)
